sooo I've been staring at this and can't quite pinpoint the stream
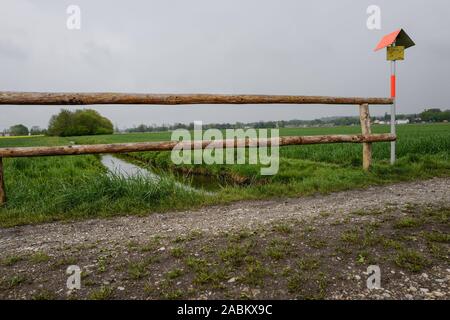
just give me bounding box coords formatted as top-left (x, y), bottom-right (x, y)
top-left (101, 155), bottom-right (158, 181)
top-left (100, 155), bottom-right (218, 194)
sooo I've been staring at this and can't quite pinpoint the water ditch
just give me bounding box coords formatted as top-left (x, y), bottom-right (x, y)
top-left (100, 154), bottom-right (221, 194)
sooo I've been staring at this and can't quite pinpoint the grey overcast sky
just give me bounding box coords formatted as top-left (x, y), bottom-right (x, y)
top-left (0, 0), bottom-right (449, 130)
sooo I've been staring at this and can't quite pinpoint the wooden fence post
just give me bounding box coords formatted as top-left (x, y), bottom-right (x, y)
top-left (0, 157), bottom-right (6, 205)
top-left (359, 104), bottom-right (372, 170)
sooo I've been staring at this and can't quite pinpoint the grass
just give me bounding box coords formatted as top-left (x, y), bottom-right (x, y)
top-left (128, 262), bottom-right (148, 280)
top-left (272, 223), bottom-right (293, 234)
top-left (30, 252), bottom-right (50, 264)
top-left (340, 229), bottom-right (360, 244)
top-left (97, 256), bottom-right (108, 273)
top-left (287, 271), bottom-right (329, 299)
top-left (422, 231), bottom-right (450, 243)
top-left (265, 239), bottom-right (291, 260)
top-left (394, 217), bottom-right (423, 229)
top-left (31, 289), bottom-right (56, 300)
top-left (1, 255), bottom-right (24, 266)
top-left (139, 238), bottom-right (161, 252)
top-left (52, 256), bottom-right (77, 268)
top-left (192, 266), bottom-right (228, 286)
top-left (0, 155), bottom-right (207, 227)
top-left (241, 257), bottom-right (269, 286)
top-left (88, 285), bottom-right (114, 300)
top-left (394, 249), bottom-right (431, 273)
top-left (297, 258), bottom-right (321, 271)
top-left (174, 230), bottom-right (203, 243)
top-left (219, 242), bottom-right (253, 267)
top-left (185, 256), bottom-right (208, 271)
top-left (0, 124), bottom-right (449, 227)
top-left (162, 289), bottom-right (184, 300)
top-left (1, 275), bottom-right (27, 289)
top-left (170, 247), bottom-right (185, 258)
top-left (165, 268), bottom-right (184, 280)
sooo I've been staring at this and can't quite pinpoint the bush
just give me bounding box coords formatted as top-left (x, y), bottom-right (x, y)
top-left (9, 124), bottom-right (29, 136)
top-left (48, 109), bottom-right (113, 137)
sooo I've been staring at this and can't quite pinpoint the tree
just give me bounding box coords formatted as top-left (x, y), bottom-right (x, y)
top-left (30, 126), bottom-right (46, 136)
top-left (420, 109), bottom-right (450, 122)
top-left (9, 124), bottom-right (29, 136)
top-left (48, 109), bottom-right (114, 137)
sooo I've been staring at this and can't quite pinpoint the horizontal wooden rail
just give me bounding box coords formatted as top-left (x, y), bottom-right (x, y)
top-left (0, 134), bottom-right (396, 158)
top-left (0, 92), bottom-right (394, 106)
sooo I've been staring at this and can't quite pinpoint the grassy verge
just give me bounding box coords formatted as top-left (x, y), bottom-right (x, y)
top-left (0, 155), bottom-right (210, 227)
top-left (0, 124), bottom-right (449, 227)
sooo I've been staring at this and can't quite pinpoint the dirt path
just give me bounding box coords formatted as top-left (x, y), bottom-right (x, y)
top-left (0, 178), bottom-right (449, 300)
top-left (1, 178), bottom-right (449, 253)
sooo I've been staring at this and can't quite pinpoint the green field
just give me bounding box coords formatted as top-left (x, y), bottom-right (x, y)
top-left (0, 123), bottom-right (449, 227)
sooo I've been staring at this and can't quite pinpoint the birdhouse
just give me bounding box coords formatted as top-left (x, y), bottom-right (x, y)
top-left (374, 29), bottom-right (415, 61)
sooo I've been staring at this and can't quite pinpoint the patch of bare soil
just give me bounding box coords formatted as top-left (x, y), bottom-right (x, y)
top-left (0, 178), bottom-right (449, 300)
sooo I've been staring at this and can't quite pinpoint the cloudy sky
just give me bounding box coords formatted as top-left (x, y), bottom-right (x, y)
top-left (0, 0), bottom-right (449, 130)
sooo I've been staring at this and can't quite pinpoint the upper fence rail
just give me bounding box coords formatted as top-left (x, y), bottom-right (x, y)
top-left (0, 92), bottom-right (394, 106)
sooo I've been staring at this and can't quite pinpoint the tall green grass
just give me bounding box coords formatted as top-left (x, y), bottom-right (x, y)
top-left (0, 155), bottom-right (208, 227)
top-left (280, 124), bottom-right (450, 165)
top-left (122, 124), bottom-right (450, 180)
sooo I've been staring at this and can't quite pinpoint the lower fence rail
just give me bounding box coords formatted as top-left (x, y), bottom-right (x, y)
top-left (0, 134), bottom-right (395, 158)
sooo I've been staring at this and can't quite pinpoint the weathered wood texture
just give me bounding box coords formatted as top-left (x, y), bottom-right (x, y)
top-left (359, 104), bottom-right (373, 170)
top-left (0, 92), bottom-right (394, 106)
top-left (0, 134), bottom-right (396, 158)
top-left (0, 158), bottom-right (6, 205)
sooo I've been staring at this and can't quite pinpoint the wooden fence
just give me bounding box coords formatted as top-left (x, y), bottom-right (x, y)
top-left (0, 92), bottom-right (395, 205)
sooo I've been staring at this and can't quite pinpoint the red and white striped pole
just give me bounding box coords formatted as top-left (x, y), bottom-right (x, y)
top-left (390, 58), bottom-right (397, 164)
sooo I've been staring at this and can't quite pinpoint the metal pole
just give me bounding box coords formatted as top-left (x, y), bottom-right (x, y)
top-left (390, 60), bottom-right (397, 164)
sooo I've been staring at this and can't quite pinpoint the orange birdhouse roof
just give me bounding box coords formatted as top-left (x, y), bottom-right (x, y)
top-left (374, 29), bottom-right (415, 51)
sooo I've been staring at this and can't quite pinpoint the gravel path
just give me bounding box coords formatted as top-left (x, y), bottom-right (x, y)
top-left (1, 177), bottom-right (449, 255)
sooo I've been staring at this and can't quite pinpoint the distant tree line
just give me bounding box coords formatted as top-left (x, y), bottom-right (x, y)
top-left (125, 118), bottom-right (363, 133)
top-left (124, 108), bottom-right (449, 133)
top-left (2, 124), bottom-right (47, 136)
top-left (376, 109), bottom-right (450, 123)
top-left (419, 109), bottom-right (450, 122)
top-left (2, 109), bottom-right (114, 137)
top-left (2, 108), bottom-right (448, 137)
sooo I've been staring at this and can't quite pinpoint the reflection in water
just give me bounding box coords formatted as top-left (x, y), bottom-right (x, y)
top-left (100, 155), bottom-right (213, 194)
top-left (101, 155), bottom-right (158, 181)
